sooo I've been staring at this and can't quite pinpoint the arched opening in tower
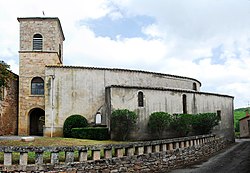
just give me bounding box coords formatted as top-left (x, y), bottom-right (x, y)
top-left (29, 108), bottom-right (45, 136)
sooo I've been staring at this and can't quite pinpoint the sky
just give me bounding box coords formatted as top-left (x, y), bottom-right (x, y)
top-left (0, 0), bottom-right (250, 108)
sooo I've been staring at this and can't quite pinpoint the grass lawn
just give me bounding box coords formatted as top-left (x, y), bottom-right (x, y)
top-left (0, 137), bottom-right (123, 147)
top-left (0, 137), bottom-right (125, 164)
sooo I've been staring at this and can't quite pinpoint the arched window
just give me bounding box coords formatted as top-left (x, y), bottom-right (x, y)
top-left (138, 91), bottom-right (144, 107)
top-left (31, 77), bottom-right (44, 95)
top-left (182, 94), bottom-right (187, 114)
top-left (193, 83), bottom-right (197, 91)
top-left (33, 34), bottom-right (43, 50)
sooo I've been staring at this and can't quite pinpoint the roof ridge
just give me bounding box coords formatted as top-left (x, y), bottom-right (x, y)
top-left (46, 65), bottom-right (202, 85)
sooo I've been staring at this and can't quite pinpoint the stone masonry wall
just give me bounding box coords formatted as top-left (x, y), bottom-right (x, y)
top-left (18, 17), bottom-right (64, 135)
top-left (0, 134), bottom-right (231, 172)
top-left (18, 52), bottom-right (61, 135)
top-left (0, 78), bottom-right (18, 135)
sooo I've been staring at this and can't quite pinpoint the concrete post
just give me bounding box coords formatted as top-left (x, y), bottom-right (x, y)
top-left (20, 152), bottom-right (28, 165)
top-left (175, 142), bottom-right (179, 149)
top-left (194, 139), bottom-right (197, 146)
top-left (65, 151), bottom-right (74, 163)
top-left (190, 140), bottom-right (193, 146)
top-left (115, 148), bottom-right (124, 158)
top-left (180, 141), bottom-right (185, 148)
top-left (161, 144), bottom-right (167, 152)
top-left (79, 150), bottom-right (88, 161)
top-left (51, 152), bottom-right (59, 164)
top-left (92, 150), bottom-right (101, 160)
top-left (104, 149), bottom-right (112, 159)
top-left (135, 146), bottom-right (144, 155)
top-left (144, 145), bottom-right (152, 154)
top-left (4, 152), bottom-right (12, 166)
top-left (168, 143), bottom-right (173, 151)
top-left (125, 147), bottom-right (134, 156)
top-left (153, 145), bottom-right (160, 153)
top-left (35, 152), bottom-right (43, 165)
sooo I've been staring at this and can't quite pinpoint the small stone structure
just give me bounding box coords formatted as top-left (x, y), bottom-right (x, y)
top-left (0, 134), bottom-right (229, 172)
top-left (239, 108), bottom-right (250, 138)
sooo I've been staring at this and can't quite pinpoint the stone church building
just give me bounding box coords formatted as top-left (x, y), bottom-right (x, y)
top-left (2, 17), bottom-right (235, 141)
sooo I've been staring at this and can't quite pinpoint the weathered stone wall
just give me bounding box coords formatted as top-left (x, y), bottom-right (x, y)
top-left (18, 17), bottom-right (64, 135)
top-left (0, 78), bottom-right (18, 135)
top-left (18, 17), bottom-right (64, 61)
top-left (0, 134), bottom-right (231, 172)
top-left (108, 86), bottom-right (234, 141)
top-left (18, 53), bottom-right (61, 135)
top-left (44, 66), bottom-right (202, 136)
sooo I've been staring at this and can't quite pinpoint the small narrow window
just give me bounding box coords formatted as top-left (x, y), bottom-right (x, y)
top-left (31, 77), bottom-right (44, 95)
top-left (193, 83), bottom-right (197, 91)
top-left (138, 91), bottom-right (144, 107)
top-left (59, 44), bottom-right (62, 60)
top-left (33, 34), bottom-right (43, 50)
top-left (217, 110), bottom-right (221, 120)
top-left (182, 94), bottom-right (187, 114)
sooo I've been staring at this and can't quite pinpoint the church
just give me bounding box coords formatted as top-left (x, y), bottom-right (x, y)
top-left (2, 17), bottom-right (235, 141)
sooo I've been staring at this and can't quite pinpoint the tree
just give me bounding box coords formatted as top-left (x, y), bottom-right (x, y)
top-left (148, 112), bottom-right (172, 139)
top-left (0, 60), bottom-right (15, 88)
top-left (170, 114), bottom-right (193, 137)
top-left (191, 113), bottom-right (220, 135)
top-left (111, 109), bottom-right (138, 141)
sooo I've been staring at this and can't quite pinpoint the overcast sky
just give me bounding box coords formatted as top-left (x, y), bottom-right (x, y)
top-left (0, 0), bottom-right (250, 108)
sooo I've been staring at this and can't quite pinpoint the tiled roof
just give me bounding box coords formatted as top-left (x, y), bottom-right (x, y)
top-left (46, 65), bottom-right (202, 86)
top-left (239, 116), bottom-right (250, 121)
top-left (107, 85), bottom-right (234, 98)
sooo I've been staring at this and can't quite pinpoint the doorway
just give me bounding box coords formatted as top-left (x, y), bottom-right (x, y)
top-left (29, 108), bottom-right (45, 136)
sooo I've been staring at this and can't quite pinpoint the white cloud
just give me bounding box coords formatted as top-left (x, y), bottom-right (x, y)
top-left (0, 0), bottom-right (250, 108)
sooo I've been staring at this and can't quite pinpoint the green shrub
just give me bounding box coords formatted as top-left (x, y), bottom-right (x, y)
top-left (71, 127), bottom-right (110, 140)
top-left (170, 114), bottom-right (193, 137)
top-left (148, 112), bottom-right (172, 139)
top-left (191, 113), bottom-right (220, 135)
top-left (111, 109), bottom-right (138, 141)
top-left (63, 114), bottom-right (88, 138)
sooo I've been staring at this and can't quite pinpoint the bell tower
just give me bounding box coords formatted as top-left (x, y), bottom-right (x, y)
top-left (17, 17), bottom-right (65, 135)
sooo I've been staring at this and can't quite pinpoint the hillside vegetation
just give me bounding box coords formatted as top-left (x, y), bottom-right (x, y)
top-left (234, 107), bottom-right (248, 132)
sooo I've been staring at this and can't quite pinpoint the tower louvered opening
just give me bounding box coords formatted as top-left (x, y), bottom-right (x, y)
top-left (33, 34), bottom-right (43, 50)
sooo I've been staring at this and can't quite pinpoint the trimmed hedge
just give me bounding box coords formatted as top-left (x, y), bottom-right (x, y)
top-left (63, 114), bottom-right (88, 138)
top-left (111, 109), bottom-right (138, 141)
top-left (192, 113), bottom-right (220, 135)
top-left (171, 114), bottom-right (193, 137)
top-left (71, 127), bottom-right (110, 140)
top-left (148, 112), bottom-right (172, 139)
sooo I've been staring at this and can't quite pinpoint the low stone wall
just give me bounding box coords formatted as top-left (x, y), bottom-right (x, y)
top-left (0, 134), bottom-right (229, 172)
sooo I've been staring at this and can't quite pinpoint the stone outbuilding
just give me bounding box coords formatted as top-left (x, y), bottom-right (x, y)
top-left (14, 17), bottom-right (235, 141)
top-left (239, 109), bottom-right (250, 138)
